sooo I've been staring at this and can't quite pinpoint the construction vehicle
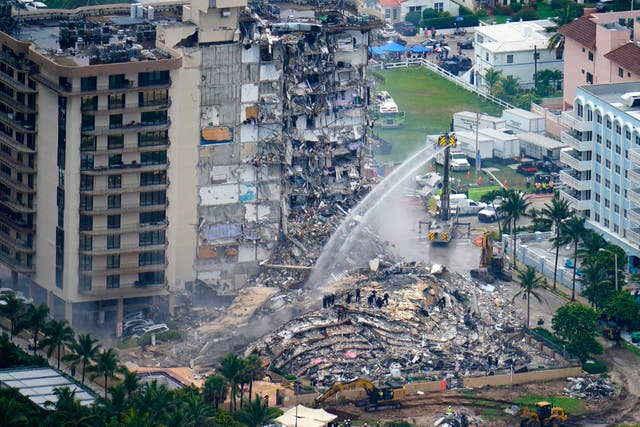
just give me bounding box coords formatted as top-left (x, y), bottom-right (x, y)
top-left (470, 230), bottom-right (512, 282)
top-left (599, 320), bottom-right (621, 341)
top-left (428, 130), bottom-right (458, 245)
top-left (314, 378), bottom-right (406, 412)
top-left (520, 401), bottom-right (568, 427)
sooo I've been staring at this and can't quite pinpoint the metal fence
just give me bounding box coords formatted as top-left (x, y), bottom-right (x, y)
top-left (501, 231), bottom-right (582, 293)
top-left (374, 58), bottom-right (515, 110)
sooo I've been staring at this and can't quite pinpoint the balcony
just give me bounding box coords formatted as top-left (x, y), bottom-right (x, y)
top-left (560, 131), bottom-right (593, 151)
top-left (79, 220), bottom-right (168, 236)
top-left (32, 75), bottom-right (173, 96)
top-left (629, 188), bottom-right (640, 205)
top-left (81, 119), bottom-right (170, 136)
top-left (0, 233), bottom-right (34, 253)
top-left (0, 197), bottom-right (36, 214)
top-left (81, 140), bottom-right (170, 155)
top-left (559, 189), bottom-right (591, 211)
top-left (628, 207), bottom-right (640, 225)
top-left (79, 242), bottom-right (167, 256)
top-left (80, 162), bottom-right (168, 176)
top-left (88, 99), bottom-right (171, 116)
top-left (0, 92), bottom-right (37, 114)
top-left (0, 210), bottom-right (34, 232)
top-left (559, 169), bottom-right (591, 191)
top-left (79, 262), bottom-right (167, 276)
top-left (78, 281), bottom-right (167, 298)
top-left (559, 149), bottom-right (593, 171)
top-left (560, 111), bottom-right (594, 132)
top-left (0, 251), bottom-right (34, 274)
top-left (630, 148), bottom-right (640, 165)
top-left (0, 131), bottom-right (35, 153)
top-left (627, 227), bottom-right (640, 244)
top-left (0, 111), bottom-right (36, 133)
top-left (80, 182), bottom-right (168, 195)
top-left (0, 173), bottom-right (36, 193)
top-left (80, 201), bottom-right (168, 216)
top-left (0, 71), bottom-right (38, 94)
top-left (0, 152), bottom-right (35, 173)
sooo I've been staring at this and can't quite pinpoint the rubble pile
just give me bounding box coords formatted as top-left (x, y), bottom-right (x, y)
top-left (245, 261), bottom-right (568, 385)
top-left (564, 376), bottom-right (616, 399)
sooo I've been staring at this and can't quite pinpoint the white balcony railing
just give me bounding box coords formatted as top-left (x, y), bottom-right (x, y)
top-left (559, 149), bottom-right (593, 171)
top-left (559, 170), bottom-right (591, 191)
top-left (560, 111), bottom-right (594, 132)
top-left (559, 189), bottom-right (591, 211)
top-left (560, 131), bottom-right (593, 151)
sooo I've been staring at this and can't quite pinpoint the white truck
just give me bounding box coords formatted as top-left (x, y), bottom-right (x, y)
top-left (435, 150), bottom-right (470, 171)
top-left (433, 194), bottom-right (486, 216)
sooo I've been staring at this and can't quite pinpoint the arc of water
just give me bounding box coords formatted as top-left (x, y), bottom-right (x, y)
top-left (308, 143), bottom-right (448, 288)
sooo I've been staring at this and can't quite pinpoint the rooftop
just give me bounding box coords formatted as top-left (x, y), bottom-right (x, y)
top-left (0, 367), bottom-right (96, 409)
top-left (604, 42), bottom-right (640, 75)
top-left (476, 20), bottom-right (555, 52)
top-left (580, 82), bottom-right (640, 121)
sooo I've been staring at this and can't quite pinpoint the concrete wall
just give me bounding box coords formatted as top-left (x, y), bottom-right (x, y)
top-left (463, 366), bottom-right (582, 388)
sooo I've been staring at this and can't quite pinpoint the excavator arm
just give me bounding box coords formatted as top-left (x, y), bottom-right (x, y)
top-left (314, 379), bottom-right (376, 404)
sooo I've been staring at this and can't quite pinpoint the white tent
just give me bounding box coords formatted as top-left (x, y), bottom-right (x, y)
top-left (274, 404), bottom-right (337, 427)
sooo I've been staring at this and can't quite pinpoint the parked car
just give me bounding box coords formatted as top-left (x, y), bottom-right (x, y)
top-left (393, 22), bottom-right (417, 37)
top-left (439, 61), bottom-right (459, 75)
top-left (516, 160), bottom-right (538, 175)
top-left (478, 206), bottom-right (501, 222)
top-left (449, 55), bottom-right (472, 72)
top-left (380, 24), bottom-right (396, 38)
top-left (457, 37), bottom-right (474, 50)
top-left (393, 36), bottom-right (407, 47)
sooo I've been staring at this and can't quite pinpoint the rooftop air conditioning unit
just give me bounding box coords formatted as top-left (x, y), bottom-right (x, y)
top-left (621, 92), bottom-right (640, 107)
top-left (221, 8), bottom-right (231, 17)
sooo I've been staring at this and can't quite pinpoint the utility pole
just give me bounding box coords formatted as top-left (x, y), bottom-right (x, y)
top-left (533, 45), bottom-right (538, 91)
top-left (475, 112), bottom-right (482, 179)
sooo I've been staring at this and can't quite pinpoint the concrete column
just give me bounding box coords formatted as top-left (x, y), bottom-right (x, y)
top-left (11, 270), bottom-right (18, 288)
top-left (117, 297), bottom-right (124, 323)
top-left (65, 301), bottom-right (73, 326)
top-left (47, 291), bottom-right (53, 308)
top-left (168, 293), bottom-right (176, 316)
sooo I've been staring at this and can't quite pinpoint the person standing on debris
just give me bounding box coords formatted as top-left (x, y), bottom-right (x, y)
top-left (447, 405), bottom-right (453, 414)
top-left (323, 295), bottom-right (327, 309)
top-left (376, 297), bottom-right (384, 309)
top-left (346, 292), bottom-right (352, 304)
top-left (383, 292), bottom-right (389, 306)
top-left (355, 288), bottom-right (361, 303)
top-left (367, 294), bottom-right (373, 307)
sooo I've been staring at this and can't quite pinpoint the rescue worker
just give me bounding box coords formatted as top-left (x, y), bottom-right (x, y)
top-left (447, 405), bottom-right (453, 414)
top-left (535, 182), bottom-right (541, 194)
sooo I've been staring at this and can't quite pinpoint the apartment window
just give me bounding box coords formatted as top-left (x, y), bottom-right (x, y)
top-left (0, 163), bottom-right (10, 176)
top-left (408, 5), bottom-right (421, 12)
top-left (595, 193), bottom-right (600, 202)
top-left (606, 119), bottom-right (611, 129)
top-left (140, 151), bottom-right (167, 166)
top-left (604, 219), bottom-right (610, 227)
top-left (108, 135), bottom-right (124, 150)
top-left (108, 93), bottom-right (125, 109)
top-left (594, 213), bottom-right (600, 222)
top-left (108, 175), bottom-right (121, 189)
top-left (80, 136), bottom-right (96, 152)
top-left (108, 154), bottom-right (122, 168)
top-left (138, 130), bottom-right (168, 147)
top-left (384, 9), bottom-right (390, 18)
top-left (106, 275), bottom-right (120, 289)
top-left (79, 276), bottom-right (92, 291)
top-left (80, 76), bottom-right (97, 91)
top-left (139, 230), bottom-right (165, 246)
top-left (79, 194), bottom-right (93, 211)
top-left (604, 199), bottom-right (610, 208)
top-left (140, 210), bottom-right (165, 224)
top-left (140, 171), bottom-right (166, 186)
top-left (576, 103), bottom-right (584, 117)
top-left (606, 139), bottom-right (611, 148)
top-left (109, 74), bottom-right (127, 89)
top-left (109, 114), bottom-right (123, 129)
top-left (81, 114), bottom-right (95, 131)
top-left (588, 51), bottom-right (593, 61)
top-left (605, 179), bottom-right (610, 189)
top-left (81, 96), bottom-right (98, 112)
top-left (596, 154), bottom-right (602, 162)
top-left (586, 72), bottom-right (593, 84)
top-left (138, 271), bottom-right (164, 286)
top-left (555, 48), bottom-right (563, 60)
top-left (79, 254), bottom-right (92, 271)
top-left (605, 159), bottom-right (611, 168)
top-left (107, 234), bottom-right (120, 249)
top-left (616, 124), bottom-right (621, 134)
top-left (597, 113), bottom-right (602, 124)
top-left (619, 68), bottom-right (624, 78)
top-left (79, 235), bottom-right (92, 251)
top-left (139, 71), bottom-right (170, 87)
top-left (140, 190), bottom-right (166, 206)
top-left (614, 224), bottom-right (619, 233)
top-left (626, 130), bottom-right (631, 140)
top-left (107, 255), bottom-right (120, 269)
top-left (107, 215), bottom-right (121, 229)
top-left (485, 53), bottom-right (489, 61)
top-left (506, 54), bottom-right (514, 64)
top-left (615, 165), bottom-right (620, 174)
top-left (108, 194), bottom-right (121, 209)
top-left (80, 155), bottom-right (94, 173)
top-left (434, 2), bottom-right (443, 12)
top-left (614, 204), bottom-right (620, 213)
top-left (139, 250), bottom-right (165, 266)
top-left (141, 110), bottom-right (167, 126)
top-left (80, 175), bottom-right (93, 191)
top-left (615, 145), bottom-right (621, 154)
top-left (139, 90), bottom-right (168, 107)
top-left (636, 135), bottom-right (640, 146)
top-left (615, 184), bottom-right (620, 193)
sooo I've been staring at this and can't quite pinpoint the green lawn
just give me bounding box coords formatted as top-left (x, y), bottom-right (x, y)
top-left (372, 68), bottom-right (503, 163)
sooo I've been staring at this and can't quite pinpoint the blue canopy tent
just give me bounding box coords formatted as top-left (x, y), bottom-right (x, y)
top-left (380, 42), bottom-right (407, 53)
top-left (410, 45), bottom-right (428, 54)
top-left (369, 46), bottom-right (385, 56)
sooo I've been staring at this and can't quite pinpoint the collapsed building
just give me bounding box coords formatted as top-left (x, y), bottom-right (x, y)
top-left (0, 0), bottom-right (384, 325)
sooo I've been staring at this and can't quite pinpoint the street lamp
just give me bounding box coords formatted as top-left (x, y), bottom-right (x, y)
top-left (474, 112), bottom-right (486, 178)
top-left (599, 248), bottom-right (619, 292)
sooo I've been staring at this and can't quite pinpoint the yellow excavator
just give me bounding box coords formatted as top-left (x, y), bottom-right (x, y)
top-left (314, 378), bottom-right (406, 412)
top-left (520, 401), bottom-right (568, 427)
top-left (470, 230), bottom-right (511, 282)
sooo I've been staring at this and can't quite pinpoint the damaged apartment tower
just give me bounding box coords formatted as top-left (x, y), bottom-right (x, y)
top-left (0, 0), bottom-right (381, 326)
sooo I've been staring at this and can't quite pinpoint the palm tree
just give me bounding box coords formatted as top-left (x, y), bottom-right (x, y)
top-left (0, 293), bottom-right (25, 341)
top-left (135, 380), bottom-right (172, 415)
top-left (88, 348), bottom-right (120, 398)
top-left (46, 387), bottom-right (98, 427)
top-left (234, 394), bottom-right (283, 427)
top-left (122, 367), bottom-right (139, 398)
top-left (498, 190), bottom-right (530, 270)
top-left (546, 4), bottom-right (583, 52)
top-left (0, 395), bottom-right (29, 427)
top-left (181, 395), bottom-right (217, 427)
top-left (513, 266), bottom-right (544, 328)
top-left (577, 230), bottom-right (606, 267)
top-left (580, 261), bottom-right (613, 311)
top-left (40, 319), bottom-right (75, 370)
top-left (203, 375), bottom-right (228, 408)
top-left (541, 194), bottom-right (572, 289)
top-left (496, 75), bottom-right (521, 101)
top-left (24, 303), bottom-right (50, 356)
top-left (482, 68), bottom-right (503, 94)
top-left (63, 333), bottom-right (102, 385)
top-left (240, 355), bottom-right (264, 405)
top-left (558, 215), bottom-right (587, 301)
top-left (218, 354), bottom-right (246, 412)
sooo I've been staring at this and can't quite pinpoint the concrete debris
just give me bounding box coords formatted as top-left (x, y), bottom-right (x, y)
top-left (434, 411), bottom-right (478, 427)
top-left (503, 405), bottom-right (521, 416)
top-left (564, 376), bottom-right (616, 400)
top-left (244, 261), bottom-right (569, 386)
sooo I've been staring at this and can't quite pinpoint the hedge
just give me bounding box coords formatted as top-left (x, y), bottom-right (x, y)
top-left (421, 15), bottom-right (479, 30)
top-left (582, 360), bottom-right (607, 374)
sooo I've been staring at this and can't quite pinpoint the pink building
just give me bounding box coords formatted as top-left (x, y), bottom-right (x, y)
top-left (558, 10), bottom-right (640, 110)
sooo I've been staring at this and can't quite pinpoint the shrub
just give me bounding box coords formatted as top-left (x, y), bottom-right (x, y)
top-left (494, 5), bottom-right (512, 15)
top-left (385, 422), bottom-right (412, 427)
top-left (582, 360), bottom-right (607, 374)
top-left (510, 2), bottom-right (523, 12)
top-left (422, 8), bottom-right (439, 19)
top-left (137, 329), bottom-right (183, 346)
top-left (514, 7), bottom-right (540, 21)
top-left (550, 0), bottom-right (571, 10)
top-left (405, 11), bottom-right (421, 27)
top-left (284, 374), bottom-right (297, 381)
top-left (459, 5), bottom-right (473, 15)
top-left (475, 8), bottom-right (487, 17)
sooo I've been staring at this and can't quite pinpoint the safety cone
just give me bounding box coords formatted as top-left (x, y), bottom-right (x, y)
top-left (466, 171), bottom-right (471, 180)
top-left (477, 176), bottom-right (482, 184)
top-left (503, 179), bottom-right (508, 188)
top-left (429, 163), bottom-right (434, 172)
